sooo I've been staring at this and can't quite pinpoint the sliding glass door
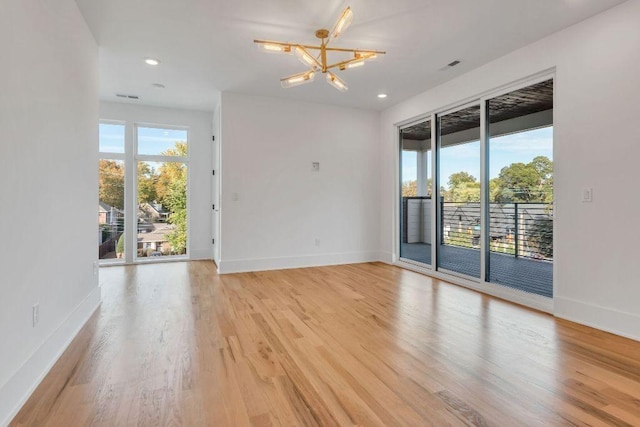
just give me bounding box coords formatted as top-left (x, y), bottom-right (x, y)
top-left (486, 80), bottom-right (554, 297)
top-left (399, 119), bottom-right (433, 266)
top-left (397, 78), bottom-right (554, 300)
top-left (436, 105), bottom-right (481, 278)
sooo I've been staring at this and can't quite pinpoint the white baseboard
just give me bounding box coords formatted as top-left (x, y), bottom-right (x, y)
top-left (378, 251), bottom-right (394, 264)
top-left (218, 251), bottom-right (380, 274)
top-left (189, 248), bottom-right (213, 260)
top-left (0, 286), bottom-right (102, 427)
top-left (555, 297), bottom-right (640, 342)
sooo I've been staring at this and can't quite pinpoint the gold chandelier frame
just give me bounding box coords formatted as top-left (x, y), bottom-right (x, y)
top-left (253, 7), bottom-right (386, 91)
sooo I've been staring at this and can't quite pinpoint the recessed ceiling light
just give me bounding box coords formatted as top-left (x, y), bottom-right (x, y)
top-left (152, 83), bottom-right (165, 88)
top-left (377, 93), bottom-right (388, 99)
top-left (145, 58), bottom-right (160, 66)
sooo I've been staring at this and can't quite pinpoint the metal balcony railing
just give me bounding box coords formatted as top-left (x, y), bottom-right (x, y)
top-left (402, 198), bottom-right (553, 262)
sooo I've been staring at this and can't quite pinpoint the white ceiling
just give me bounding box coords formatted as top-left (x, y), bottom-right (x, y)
top-left (75, 0), bottom-right (628, 112)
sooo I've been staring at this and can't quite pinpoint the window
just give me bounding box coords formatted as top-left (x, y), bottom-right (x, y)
top-left (98, 122), bottom-right (125, 260)
top-left (135, 126), bottom-right (189, 260)
top-left (97, 121), bottom-right (190, 263)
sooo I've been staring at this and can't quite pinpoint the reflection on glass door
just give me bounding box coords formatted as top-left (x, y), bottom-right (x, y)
top-left (487, 79), bottom-right (554, 297)
top-left (399, 119), bottom-right (432, 266)
top-left (436, 105), bottom-right (481, 278)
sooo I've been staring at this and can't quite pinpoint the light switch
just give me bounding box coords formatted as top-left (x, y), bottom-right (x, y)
top-left (581, 187), bottom-right (593, 203)
top-left (312, 162), bottom-right (320, 172)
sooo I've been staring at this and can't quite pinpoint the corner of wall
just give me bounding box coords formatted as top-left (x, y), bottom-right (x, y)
top-left (0, 288), bottom-right (102, 426)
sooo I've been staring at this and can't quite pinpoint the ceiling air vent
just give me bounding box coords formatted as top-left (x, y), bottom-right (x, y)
top-left (115, 94), bottom-right (140, 99)
top-left (439, 60), bottom-right (462, 71)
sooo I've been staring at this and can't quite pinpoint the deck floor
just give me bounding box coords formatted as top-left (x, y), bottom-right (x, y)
top-left (401, 242), bottom-right (553, 298)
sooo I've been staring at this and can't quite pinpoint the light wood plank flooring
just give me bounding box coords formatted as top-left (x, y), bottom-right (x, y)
top-left (10, 261), bottom-right (640, 426)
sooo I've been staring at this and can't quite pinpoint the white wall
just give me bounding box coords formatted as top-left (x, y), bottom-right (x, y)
top-left (100, 102), bottom-right (214, 260)
top-left (380, 0), bottom-right (640, 340)
top-left (212, 99), bottom-right (222, 264)
top-left (0, 0), bottom-right (100, 424)
top-left (219, 92), bottom-right (381, 273)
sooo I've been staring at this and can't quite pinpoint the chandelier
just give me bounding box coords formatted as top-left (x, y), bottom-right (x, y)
top-left (253, 7), bottom-right (385, 92)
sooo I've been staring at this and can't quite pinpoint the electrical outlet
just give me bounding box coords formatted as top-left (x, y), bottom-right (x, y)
top-left (32, 304), bottom-right (39, 327)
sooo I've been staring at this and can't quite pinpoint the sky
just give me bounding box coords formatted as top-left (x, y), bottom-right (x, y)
top-left (102, 123), bottom-right (551, 187)
top-left (402, 126), bottom-right (553, 186)
top-left (99, 123), bottom-right (188, 155)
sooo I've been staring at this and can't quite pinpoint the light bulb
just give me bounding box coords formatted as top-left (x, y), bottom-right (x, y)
top-left (331, 7), bottom-right (353, 40)
top-left (355, 51), bottom-right (378, 60)
top-left (281, 70), bottom-right (315, 88)
top-left (326, 72), bottom-right (348, 92)
top-left (295, 47), bottom-right (320, 70)
top-left (255, 42), bottom-right (293, 54)
top-left (339, 60), bottom-right (365, 71)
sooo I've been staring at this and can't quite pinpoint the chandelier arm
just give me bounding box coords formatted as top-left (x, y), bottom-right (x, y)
top-left (254, 39), bottom-right (290, 45)
top-left (325, 55), bottom-right (373, 71)
top-left (324, 47), bottom-right (386, 54)
top-left (254, 41), bottom-right (385, 56)
top-left (297, 46), bottom-right (323, 70)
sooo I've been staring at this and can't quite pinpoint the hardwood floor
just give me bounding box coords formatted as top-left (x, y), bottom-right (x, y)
top-left (10, 261), bottom-right (640, 426)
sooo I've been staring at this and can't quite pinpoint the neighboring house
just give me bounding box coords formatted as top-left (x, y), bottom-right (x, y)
top-left (138, 202), bottom-right (169, 222)
top-left (137, 223), bottom-right (174, 253)
top-left (98, 202), bottom-right (123, 225)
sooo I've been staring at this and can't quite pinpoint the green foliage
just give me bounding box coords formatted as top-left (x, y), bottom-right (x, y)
top-left (450, 181), bottom-right (480, 202)
top-left (160, 143), bottom-right (188, 254)
top-left (402, 180), bottom-right (417, 197)
top-left (443, 172), bottom-right (480, 202)
top-left (401, 179), bottom-right (432, 198)
top-left (165, 174), bottom-right (187, 254)
top-left (155, 147), bottom-right (186, 204)
top-left (529, 217), bottom-right (553, 258)
top-left (448, 172), bottom-right (476, 189)
top-left (116, 233), bottom-right (124, 254)
top-left (492, 156), bottom-right (553, 203)
top-left (99, 160), bottom-right (124, 209)
top-left (137, 162), bottom-right (158, 203)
